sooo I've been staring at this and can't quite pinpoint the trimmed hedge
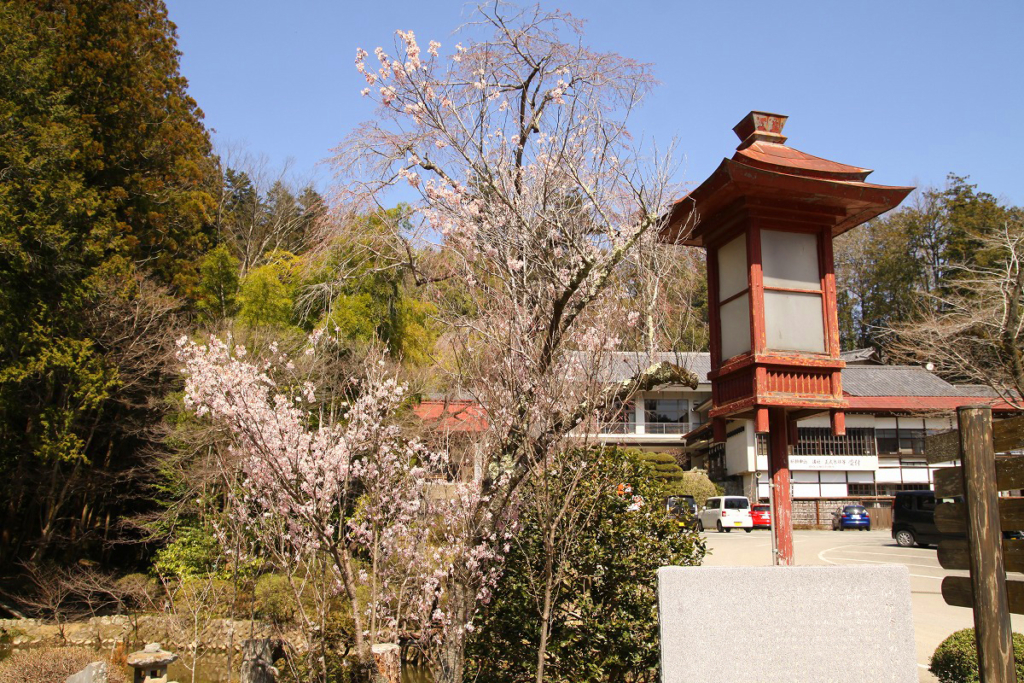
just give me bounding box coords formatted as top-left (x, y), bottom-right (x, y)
top-left (930, 628), bottom-right (1024, 683)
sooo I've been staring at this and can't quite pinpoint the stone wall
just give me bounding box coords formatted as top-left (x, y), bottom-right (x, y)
top-left (0, 615), bottom-right (296, 653)
top-left (791, 497), bottom-right (893, 529)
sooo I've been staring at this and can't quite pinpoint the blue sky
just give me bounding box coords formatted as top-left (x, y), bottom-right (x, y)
top-left (165, 0), bottom-right (1023, 205)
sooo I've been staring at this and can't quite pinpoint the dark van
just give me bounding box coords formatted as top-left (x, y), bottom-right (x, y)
top-left (666, 495), bottom-right (698, 530)
top-left (892, 490), bottom-right (961, 548)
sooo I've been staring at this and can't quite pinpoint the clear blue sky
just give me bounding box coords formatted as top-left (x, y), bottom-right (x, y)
top-left (165, 0), bottom-right (1023, 205)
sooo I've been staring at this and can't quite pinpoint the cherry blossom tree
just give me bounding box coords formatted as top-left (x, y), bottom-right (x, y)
top-left (176, 333), bottom-right (509, 682)
top-left (333, 5), bottom-right (698, 682)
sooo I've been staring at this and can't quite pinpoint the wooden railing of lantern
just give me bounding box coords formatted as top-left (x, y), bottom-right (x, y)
top-left (926, 406), bottom-right (1024, 683)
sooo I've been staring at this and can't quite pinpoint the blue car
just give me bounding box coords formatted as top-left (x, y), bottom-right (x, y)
top-left (832, 505), bottom-right (871, 531)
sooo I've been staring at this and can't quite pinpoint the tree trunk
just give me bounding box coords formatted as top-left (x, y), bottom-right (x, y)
top-left (371, 643), bottom-right (401, 683)
top-left (241, 638), bottom-right (286, 683)
top-left (535, 548), bottom-right (555, 683)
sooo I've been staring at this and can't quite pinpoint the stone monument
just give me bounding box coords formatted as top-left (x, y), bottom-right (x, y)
top-left (658, 565), bottom-right (917, 682)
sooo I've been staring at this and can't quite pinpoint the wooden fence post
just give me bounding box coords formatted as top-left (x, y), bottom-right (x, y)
top-left (958, 405), bottom-right (1016, 682)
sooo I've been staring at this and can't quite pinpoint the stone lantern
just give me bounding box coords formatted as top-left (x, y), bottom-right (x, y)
top-left (661, 111), bottom-right (912, 564)
top-left (126, 643), bottom-right (178, 683)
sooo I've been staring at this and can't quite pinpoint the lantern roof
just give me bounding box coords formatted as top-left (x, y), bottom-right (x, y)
top-left (661, 111), bottom-right (914, 246)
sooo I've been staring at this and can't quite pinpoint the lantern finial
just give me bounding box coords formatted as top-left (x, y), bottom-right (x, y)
top-left (733, 111), bottom-right (788, 148)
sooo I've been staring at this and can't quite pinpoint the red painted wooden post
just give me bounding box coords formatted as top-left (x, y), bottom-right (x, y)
top-left (770, 407), bottom-right (794, 566)
top-left (748, 224), bottom-right (767, 354)
top-left (830, 409), bottom-right (846, 437)
top-left (706, 246), bottom-right (721, 371)
top-left (755, 407), bottom-right (769, 434)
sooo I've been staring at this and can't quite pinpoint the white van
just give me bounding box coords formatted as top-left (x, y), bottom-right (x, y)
top-left (698, 496), bottom-right (753, 533)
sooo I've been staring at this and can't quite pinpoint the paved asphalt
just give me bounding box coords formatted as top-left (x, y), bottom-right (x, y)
top-left (701, 528), bottom-right (1024, 682)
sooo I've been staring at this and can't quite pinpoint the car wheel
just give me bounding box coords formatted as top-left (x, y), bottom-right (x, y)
top-left (745, 528), bottom-right (752, 533)
top-left (716, 520), bottom-right (724, 533)
top-left (895, 529), bottom-right (915, 547)
top-left (697, 519), bottom-right (704, 532)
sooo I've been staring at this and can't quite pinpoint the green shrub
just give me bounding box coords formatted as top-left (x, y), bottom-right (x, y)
top-left (930, 628), bottom-right (1024, 682)
top-left (670, 469), bottom-right (719, 506)
top-left (255, 574), bottom-right (298, 623)
top-left (468, 447), bottom-right (706, 682)
top-left (153, 526), bottom-right (224, 579)
top-left (627, 450), bottom-right (721, 503)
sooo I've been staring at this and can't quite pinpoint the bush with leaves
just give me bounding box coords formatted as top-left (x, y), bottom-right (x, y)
top-left (668, 469), bottom-right (720, 507)
top-left (255, 574), bottom-right (298, 624)
top-left (153, 526), bottom-right (225, 579)
top-left (931, 628), bottom-right (1024, 683)
top-left (467, 448), bottom-right (705, 683)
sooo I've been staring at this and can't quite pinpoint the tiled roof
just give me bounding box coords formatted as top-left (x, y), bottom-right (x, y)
top-left (599, 352), bottom-right (712, 385)
top-left (839, 348), bottom-right (879, 364)
top-left (841, 366), bottom-right (964, 397)
top-left (950, 384), bottom-right (1001, 398)
top-left (600, 352), bottom-right (998, 399)
top-left (413, 399), bottom-right (488, 432)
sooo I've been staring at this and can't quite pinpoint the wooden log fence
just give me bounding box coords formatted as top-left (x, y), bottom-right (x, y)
top-left (925, 406), bottom-right (1024, 683)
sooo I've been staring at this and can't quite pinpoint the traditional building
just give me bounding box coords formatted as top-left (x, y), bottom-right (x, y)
top-left (414, 350), bottom-right (1020, 525)
top-left (587, 351), bottom-right (1019, 522)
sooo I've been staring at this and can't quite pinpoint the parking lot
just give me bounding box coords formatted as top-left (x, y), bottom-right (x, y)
top-left (702, 528), bottom-right (1024, 682)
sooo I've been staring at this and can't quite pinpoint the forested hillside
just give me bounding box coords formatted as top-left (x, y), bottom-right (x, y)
top-left (0, 0), bottom-right (440, 571)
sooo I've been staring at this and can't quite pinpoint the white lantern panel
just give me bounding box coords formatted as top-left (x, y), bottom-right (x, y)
top-left (717, 234), bottom-right (748, 302)
top-left (719, 293), bottom-right (751, 360)
top-left (762, 229), bottom-right (820, 290)
top-left (764, 290), bottom-right (826, 353)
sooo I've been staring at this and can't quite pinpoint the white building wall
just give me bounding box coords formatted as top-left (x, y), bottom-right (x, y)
top-left (740, 412), bottom-right (962, 501)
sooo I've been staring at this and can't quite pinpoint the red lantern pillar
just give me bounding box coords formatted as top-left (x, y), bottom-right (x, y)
top-left (662, 112), bottom-right (913, 565)
top-left (769, 407), bottom-right (793, 563)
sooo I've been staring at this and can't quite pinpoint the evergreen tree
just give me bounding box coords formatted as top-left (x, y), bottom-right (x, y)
top-left (0, 0), bottom-right (217, 565)
top-left (835, 174), bottom-right (1019, 351)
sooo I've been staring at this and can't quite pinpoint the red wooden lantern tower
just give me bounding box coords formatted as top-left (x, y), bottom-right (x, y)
top-left (662, 112), bottom-right (913, 565)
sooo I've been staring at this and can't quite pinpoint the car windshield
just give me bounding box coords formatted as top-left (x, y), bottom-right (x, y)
top-left (725, 499), bottom-right (749, 510)
top-left (753, 505), bottom-right (769, 511)
top-left (844, 506), bottom-right (867, 514)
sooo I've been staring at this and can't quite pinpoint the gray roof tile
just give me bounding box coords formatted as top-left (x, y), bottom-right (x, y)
top-left (598, 352), bottom-right (712, 385)
top-left (599, 352), bottom-right (990, 398)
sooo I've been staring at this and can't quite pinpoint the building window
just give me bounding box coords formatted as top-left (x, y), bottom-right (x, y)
top-left (793, 428), bottom-right (877, 456)
top-left (756, 428), bottom-right (876, 457)
top-left (876, 427), bottom-right (926, 455)
top-left (645, 398), bottom-right (690, 434)
top-left (601, 399), bottom-right (636, 434)
top-left (874, 483), bottom-right (930, 495)
top-left (847, 483), bottom-right (876, 496)
top-left (707, 442), bottom-right (726, 481)
top-left (876, 417), bottom-right (933, 455)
